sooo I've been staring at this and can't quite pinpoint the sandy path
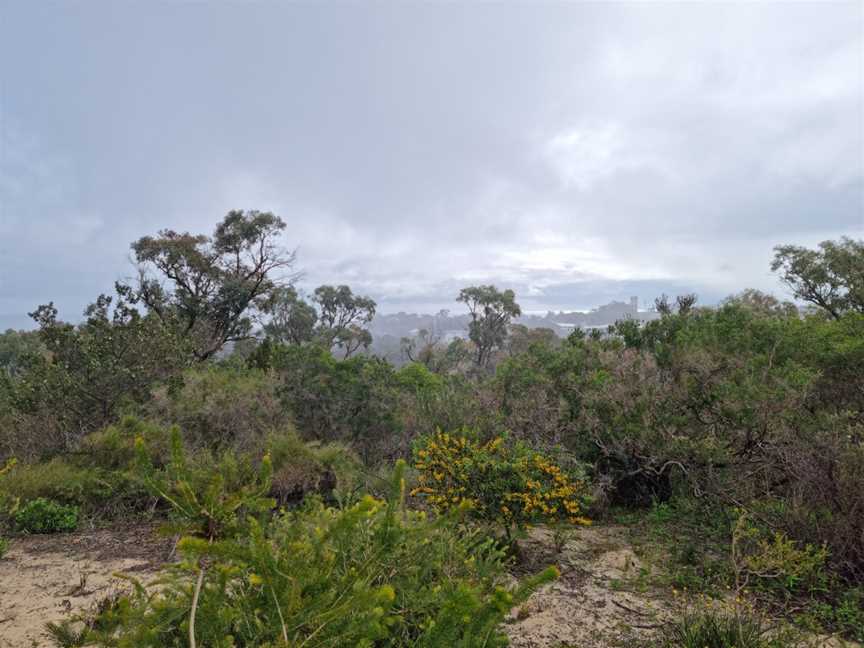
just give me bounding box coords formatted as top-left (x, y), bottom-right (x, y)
top-left (0, 524), bottom-right (170, 648)
top-left (505, 525), bottom-right (673, 648)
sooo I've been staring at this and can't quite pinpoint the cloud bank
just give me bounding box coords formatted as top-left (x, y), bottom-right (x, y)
top-left (1, 2), bottom-right (861, 327)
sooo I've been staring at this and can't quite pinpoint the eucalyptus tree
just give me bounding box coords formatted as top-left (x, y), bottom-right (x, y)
top-left (457, 285), bottom-right (521, 368)
top-left (772, 237), bottom-right (864, 319)
top-left (263, 286), bottom-right (318, 346)
top-left (128, 210), bottom-right (296, 360)
top-left (313, 284), bottom-right (376, 358)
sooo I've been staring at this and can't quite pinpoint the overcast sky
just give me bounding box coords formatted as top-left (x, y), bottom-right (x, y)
top-left (1, 2), bottom-right (862, 328)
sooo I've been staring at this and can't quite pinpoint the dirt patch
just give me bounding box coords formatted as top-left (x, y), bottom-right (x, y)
top-left (0, 523), bottom-right (171, 648)
top-left (505, 525), bottom-right (862, 648)
top-left (506, 525), bottom-right (673, 648)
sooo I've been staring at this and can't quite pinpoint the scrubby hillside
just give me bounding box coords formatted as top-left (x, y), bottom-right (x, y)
top-left (1, 220), bottom-right (862, 647)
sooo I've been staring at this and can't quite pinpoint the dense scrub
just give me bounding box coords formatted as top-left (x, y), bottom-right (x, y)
top-left (1, 225), bottom-right (862, 645)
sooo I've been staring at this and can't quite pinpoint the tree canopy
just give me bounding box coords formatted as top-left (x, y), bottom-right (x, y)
top-left (771, 237), bottom-right (864, 319)
top-left (263, 286), bottom-right (318, 346)
top-left (457, 285), bottom-right (521, 368)
top-left (128, 210), bottom-right (296, 359)
top-left (313, 285), bottom-right (377, 358)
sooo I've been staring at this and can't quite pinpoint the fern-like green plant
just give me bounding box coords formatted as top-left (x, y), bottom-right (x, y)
top-left (63, 450), bottom-right (558, 647)
top-left (45, 620), bottom-right (91, 648)
top-left (131, 426), bottom-right (275, 648)
top-left (134, 426), bottom-right (274, 541)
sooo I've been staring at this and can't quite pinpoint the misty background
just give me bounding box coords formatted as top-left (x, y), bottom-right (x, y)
top-left (1, 2), bottom-right (862, 330)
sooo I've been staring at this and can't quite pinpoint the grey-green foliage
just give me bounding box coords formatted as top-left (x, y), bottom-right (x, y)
top-left (129, 210), bottom-right (296, 360)
top-left (313, 284), bottom-right (377, 357)
top-left (10, 296), bottom-right (191, 452)
top-left (262, 285), bottom-right (318, 345)
top-left (0, 328), bottom-right (45, 378)
top-left (457, 285), bottom-right (522, 368)
top-left (261, 283), bottom-right (377, 359)
top-left (721, 289), bottom-right (799, 318)
top-left (148, 366), bottom-right (288, 451)
top-left (771, 236), bottom-right (864, 319)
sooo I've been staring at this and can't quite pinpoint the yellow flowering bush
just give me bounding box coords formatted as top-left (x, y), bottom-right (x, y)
top-left (411, 431), bottom-right (590, 538)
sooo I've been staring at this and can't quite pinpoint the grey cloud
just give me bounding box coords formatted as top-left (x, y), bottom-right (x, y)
top-left (0, 2), bottom-right (861, 327)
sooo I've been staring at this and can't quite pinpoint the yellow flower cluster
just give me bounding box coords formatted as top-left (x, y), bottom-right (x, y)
top-left (502, 455), bottom-right (590, 526)
top-left (411, 432), bottom-right (590, 530)
top-left (411, 432), bottom-right (485, 509)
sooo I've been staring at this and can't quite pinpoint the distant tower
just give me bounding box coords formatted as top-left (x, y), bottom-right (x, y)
top-left (630, 296), bottom-right (638, 313)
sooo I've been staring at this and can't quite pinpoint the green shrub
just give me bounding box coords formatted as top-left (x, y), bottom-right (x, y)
top-left (760, 418), bottom-right (864, 584)
top-left (81, 416), bottom-right (174, 471)
top-left (659, 610), bottom-right (787, 648)
top-left (732, 512), bottom-right (829, 598)
top-left (833, 587), bottom-right (864, 642)
top-left (0, 535), bottom-right (8, 558)
top-left (15, 497), bottom-right (78, 533)
top-left (148, 366), bottom-right (289, 451)
top-left (0, 418), bottom-right (358, 530)
top-left (745, 531), bottom-right (828, 596)
top-left (134, 425), bottom-right (275, 542)
top-left (832, 587), bottom-right (864, 641)
top-left (67, 449), bottom-right (558, 647)
top-left (272, 344), bottom-right (408, 462)
top-left (0, 455), bottom-right (149, 522)
top-left (0, 458), bottom-right (112, 508)
top-left (265, 430), bottom-right (361, 505)
top-left (0, 419), bottom-right (175, 522)
top-left (412, 431), bottom-right (590, 539)
top-left (801, 587), bottom-right (864, 643)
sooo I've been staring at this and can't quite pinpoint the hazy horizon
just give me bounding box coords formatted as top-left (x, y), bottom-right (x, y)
top-left (2, 2), bottom-right (862, 330)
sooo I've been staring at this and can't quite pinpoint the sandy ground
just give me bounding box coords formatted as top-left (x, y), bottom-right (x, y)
top-left (0, 524), bottom-right (171, 648)
top-left (505, 525), bottom-right (861, 648)
top-left (505, 525), bottom-right (674, 648)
